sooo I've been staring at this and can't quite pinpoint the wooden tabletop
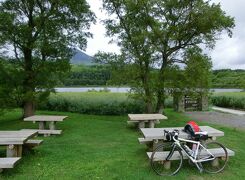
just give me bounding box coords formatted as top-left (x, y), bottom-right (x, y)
top-left (0, 130), bottom-right (38, 145)
top-left (128, 114), bottom-right (168, 121)
top-left (24, 115), bottom-right (68, 122)
top-left (140, 126), bottom-right (224, 140)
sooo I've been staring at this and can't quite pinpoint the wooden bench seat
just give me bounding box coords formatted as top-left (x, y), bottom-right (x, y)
top-left (147, 148), bottom-right (235, 161)
top-left (24, 139), bottom-right (43, 148)
top-left (0, 157), bottom-right (21, 172)
top-left (21, 129), bottom-right (62, 135)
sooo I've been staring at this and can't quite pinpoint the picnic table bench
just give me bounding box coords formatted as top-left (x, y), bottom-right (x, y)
top-left (0, 130), bottom-right (39, 157)
top-left (24, 115), bottom-right (68, 136)
top-left (128, 114), bottom-right (167, 128)
top-left (0, 158), bottom-right (21, 173)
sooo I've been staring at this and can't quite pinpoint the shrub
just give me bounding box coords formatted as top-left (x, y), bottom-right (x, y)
top-left (38, 92), bottom-right (145, 115)
top-left (211, 96), bottom-right (245, 110)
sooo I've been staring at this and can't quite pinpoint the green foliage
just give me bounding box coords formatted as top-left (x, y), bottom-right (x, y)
top-left (212, 69), bottom-right (245, 88)
top-left (0, 0), bottom-right (95, 115)
top-left (64, 65), bottom-right (111, 86)
top-left (38, 92), bottom-right (145, 115)
top-left (211, 92), bottom-right (245, 110)
top-left (102, 0), bottom-right (235, 113)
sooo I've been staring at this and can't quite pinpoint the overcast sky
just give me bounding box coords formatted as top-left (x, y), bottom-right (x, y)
top-left (86, 0), bottom-right (245, 70)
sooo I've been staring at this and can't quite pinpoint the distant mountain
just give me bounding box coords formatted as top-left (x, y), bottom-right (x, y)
top-left (70, 48), bottom-right (94, 65)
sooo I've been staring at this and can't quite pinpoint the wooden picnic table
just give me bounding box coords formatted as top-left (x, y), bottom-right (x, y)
top-left (140, 126), bottom-right (224, 149)
top-left (128, 114), bottom-right (167, 128)
top-left (24, 115), bottom-right (68, 136)
top-left (0, 130), bottom-right (38, 157)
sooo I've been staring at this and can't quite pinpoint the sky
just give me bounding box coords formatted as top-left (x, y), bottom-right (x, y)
top-left (86, 0), bottom-right (245, 70)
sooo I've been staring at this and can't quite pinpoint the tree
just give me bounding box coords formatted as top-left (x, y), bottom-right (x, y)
top-left (102, 0), bottom-right (156, 112)
top-left (144, 0), bottom-right (235, 112)
top-left (102, 0), bottom-right (234, 113)
top-left (0, 0), bottom-right (95, 117)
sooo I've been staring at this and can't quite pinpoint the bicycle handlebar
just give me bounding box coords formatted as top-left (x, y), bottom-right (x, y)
top-left (164, 129), bottom-right (180, 141)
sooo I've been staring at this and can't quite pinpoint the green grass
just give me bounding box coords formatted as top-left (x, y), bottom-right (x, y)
top-left (0, 109), bottom-right (244, 179)
top-left (212, 92), bottom-right (245, 97)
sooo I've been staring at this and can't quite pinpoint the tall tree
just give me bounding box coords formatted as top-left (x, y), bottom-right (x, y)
top-left (0, 0), bottom-right (95, 117)
top-left (102, 0), bottom-right (156, 112)
top-left (102, 0), bottom-right (234, 113)
top-left (144, 0), bottom-right (235, 112)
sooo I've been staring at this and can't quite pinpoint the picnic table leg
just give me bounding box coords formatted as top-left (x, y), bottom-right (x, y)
top-left (17, 145), bottom-right (23, 157)
top-left (39, 121), bottom-right (46, 130)
top-left (149, 121), bottom-right (155, 128)
top-left (152, 139), bottom-right (162, 151)
top-left (164, 160), bottom-right (171, 169)
top-left (6, 145), bottom-right (18, 157)
top-left (138, 122), bottom-right (145, 129)
top-left (49, 121), bottom-right (56, 130)
top-left (211, 158), bottom-right (219, 167)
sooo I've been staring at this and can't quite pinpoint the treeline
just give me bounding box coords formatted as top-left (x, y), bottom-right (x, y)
top-left (64, 65), bottom-right (111, 86)
top-left (212, 69), bottom-right (245, 88)
top-left (64, 65), bottom-right (245, 89)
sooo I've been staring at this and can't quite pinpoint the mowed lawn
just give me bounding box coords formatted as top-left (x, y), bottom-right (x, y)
top-left (0, 109), bottom-right (244, 179)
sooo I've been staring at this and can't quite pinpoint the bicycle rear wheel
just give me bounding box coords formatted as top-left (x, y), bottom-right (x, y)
top-left (198, 141), bottom-right (228, 173)
top-left (150, 143), bottom-right (183, 176)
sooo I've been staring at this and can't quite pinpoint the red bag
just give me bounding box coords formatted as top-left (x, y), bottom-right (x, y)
top-left (184, 121), bottom-right (200, 136)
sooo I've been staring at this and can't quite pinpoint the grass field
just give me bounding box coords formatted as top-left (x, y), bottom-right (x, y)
top-left (0, 109), bottom-right (244, 179)
top-left (212, 92), bottom-right (245, 97)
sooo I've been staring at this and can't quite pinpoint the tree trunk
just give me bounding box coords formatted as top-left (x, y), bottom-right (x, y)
top-left (155, 53), bottom-right (167, 114)
top-left (23, 47), bottom-right (35, 118)
top-left (23, 101), bottom-right (35, 118)
top-left (156, 92), bottom-right (165, 114)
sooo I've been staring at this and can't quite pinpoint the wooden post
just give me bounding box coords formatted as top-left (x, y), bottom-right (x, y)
top-left (138, 121), bottom-right (145, 129)
top-left (49, 121), bottom-right (56, 130)
top-left (164, 161), bottom-right (171, 169)
top-left (149, 121), bottom-right (155, 128)
top-left (211, 158), bottom-right (219, 167)
top-left (0, 168), bottom-right (3, 173)
top-left (17, 145), bottom-right (23, 157)
top-left (39, 121), bottom-right (46, 130)
top-left (7, 145), bottom-right (17, 157)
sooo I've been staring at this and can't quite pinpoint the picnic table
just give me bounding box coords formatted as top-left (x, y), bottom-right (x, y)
top-left (128, 114), bottom-right (168, 128)
top-left (139, 126), bottom-right (235, 166)
top-left (0, 130), bottom-right (38, 157)
top-left (23, 115), bottom-right (68, 136)
top-left (139, 126), bottom-right (224, 150)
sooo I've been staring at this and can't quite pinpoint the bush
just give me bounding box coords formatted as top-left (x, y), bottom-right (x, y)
top-left (211, 96), bottom-right (245, 110)
top-left (38, 92), bottom-right (145, 115)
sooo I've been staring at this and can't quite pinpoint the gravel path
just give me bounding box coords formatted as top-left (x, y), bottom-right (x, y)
top-left (185, 111), bottom-right (245, 128)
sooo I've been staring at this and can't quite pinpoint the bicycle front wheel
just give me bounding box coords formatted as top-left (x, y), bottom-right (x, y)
top-left (198, 141), bottom-right (228, 173)
top-left (150, 143), bottom-right (183, 176)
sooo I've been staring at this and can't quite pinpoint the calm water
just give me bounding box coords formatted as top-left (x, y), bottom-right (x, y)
top-left (55, 87), bottom-right (243, 93)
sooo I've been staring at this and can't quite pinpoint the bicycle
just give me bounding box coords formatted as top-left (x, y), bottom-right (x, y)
top-left (150, 129), bottom-right (228, 176)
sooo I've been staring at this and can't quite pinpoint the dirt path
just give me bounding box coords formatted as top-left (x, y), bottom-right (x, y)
top-left (185, 111), bottom-right (245, 128)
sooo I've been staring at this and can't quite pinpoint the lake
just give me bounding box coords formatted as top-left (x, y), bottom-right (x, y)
top-left (55, 87), bottom-right (243, 93)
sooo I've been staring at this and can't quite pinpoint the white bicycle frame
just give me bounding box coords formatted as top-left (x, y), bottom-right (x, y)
top-left (173, 136), bottom-right (216, 163)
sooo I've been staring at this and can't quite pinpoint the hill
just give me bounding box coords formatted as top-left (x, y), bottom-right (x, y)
top-left (70, 49), bottom-right (94, 65)
top-left (212, 69), bottom-right (245, 88)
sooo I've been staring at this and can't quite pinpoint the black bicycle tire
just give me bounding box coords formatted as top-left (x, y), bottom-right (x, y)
top-left (199, 141), bottom-right (228, 174)
top-left (150, 143), bottom-right (183, 176)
